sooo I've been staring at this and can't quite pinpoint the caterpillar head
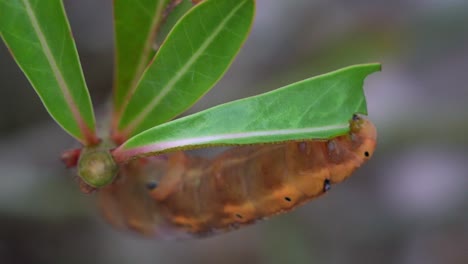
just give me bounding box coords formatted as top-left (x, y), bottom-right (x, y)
top-left (350, 114), bottom-right (377, 160)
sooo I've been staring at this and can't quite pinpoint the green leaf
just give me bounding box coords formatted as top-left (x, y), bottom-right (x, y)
top-left (0, 0), bottom-right (98, 145)
top-left (154, 0), bottom-right (194, 50)
top-left (115, 0), bottom-right (255, 139)
top-left (112, 0), bottom-right (171, 116)
top-left (112, 63), bottom-right (381, 163)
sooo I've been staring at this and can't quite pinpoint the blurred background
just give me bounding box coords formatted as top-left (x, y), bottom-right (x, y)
top-left (1, 0), bottom-right (467, 263)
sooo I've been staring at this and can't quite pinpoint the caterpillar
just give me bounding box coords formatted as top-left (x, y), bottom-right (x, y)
top-left (97, 114), bottom-right (377, 239)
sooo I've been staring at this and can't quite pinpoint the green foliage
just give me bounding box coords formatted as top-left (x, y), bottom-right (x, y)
top-left (0, 0), bottom-right (97, 145)
top-left (113, 0), bottom-right (171, 113)
top-left (113, 64), bottom-right (380, 162)
top-left (115, 0), bottom-right (255, 138)
top-left (155, 0), bottom-right (195, 48)
top-left (0, 0), bottom-right (379, 164)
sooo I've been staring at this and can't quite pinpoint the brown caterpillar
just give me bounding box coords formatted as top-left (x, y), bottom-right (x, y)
top-left (97, 115), bottom-right (377, 239)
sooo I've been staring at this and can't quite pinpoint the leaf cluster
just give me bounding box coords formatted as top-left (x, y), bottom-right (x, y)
top-left (0, 0), bottom-right (379, 164)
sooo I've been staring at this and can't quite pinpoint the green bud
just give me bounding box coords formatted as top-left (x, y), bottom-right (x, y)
top-left (78, 149), bottom-right (118, 188)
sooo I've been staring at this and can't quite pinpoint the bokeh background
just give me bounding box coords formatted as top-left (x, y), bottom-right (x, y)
top-left (1, 0), bottom-right (467, 263)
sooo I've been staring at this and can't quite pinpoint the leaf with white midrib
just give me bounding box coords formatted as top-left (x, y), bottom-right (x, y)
top-left (112, 63), bottom-right (381, 163)
top-left (115, 0), bottom-right (255, 138)
top-left (113, 0), bottom-right (171, 116)
top-left (0, 0), bottom-right (97, 145)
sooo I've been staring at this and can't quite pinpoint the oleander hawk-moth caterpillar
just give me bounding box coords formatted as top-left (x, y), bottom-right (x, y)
top-left (97, 114), bottom-right (377, 239)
